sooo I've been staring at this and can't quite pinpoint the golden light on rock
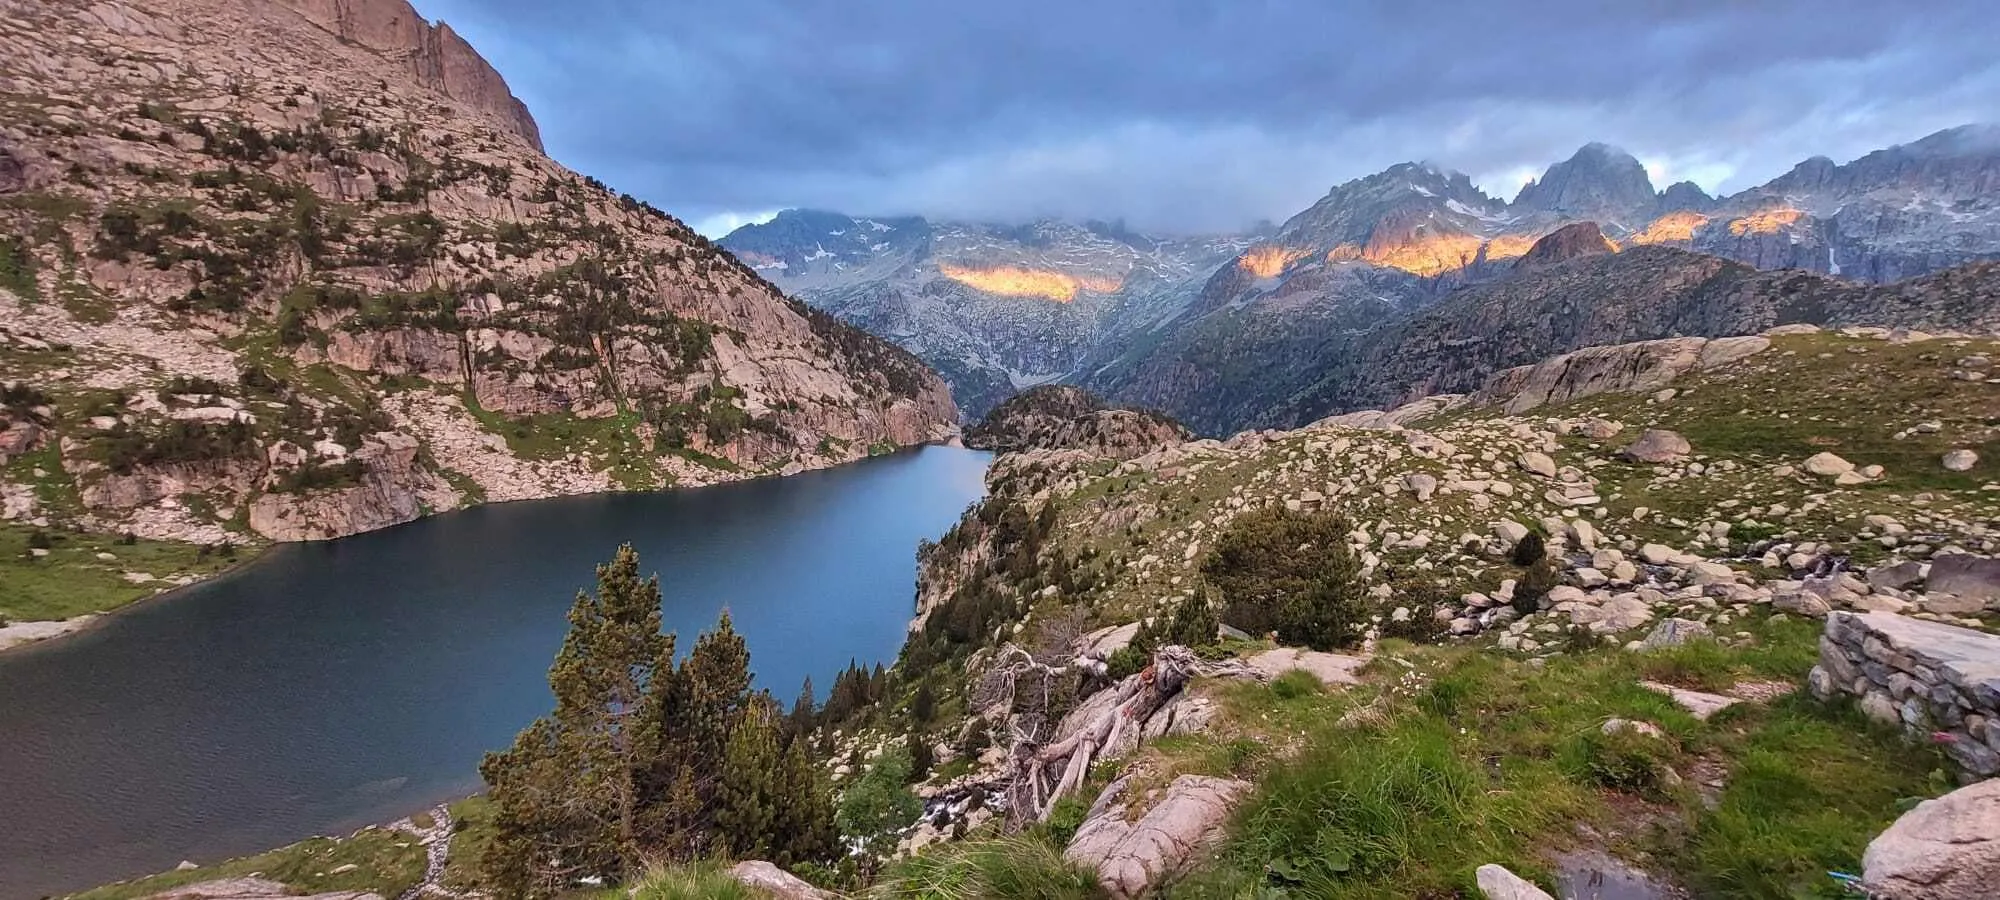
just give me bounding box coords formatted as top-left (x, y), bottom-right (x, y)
top-left (1628, 211), bottom-right (1711, 245)
top-left (1480, 234), bottom-right (1539, 262)
top-left (1327, 233), bottom-right (1507, 277)
top-left (937, 264), bottom-right (1123, 302)
top-left (1364, 233), bottom-right (1486, 276)
top-left (1727, 207), bottom-right (1805, 236)
top-left (1238, 245), bottom-right (1313, 278)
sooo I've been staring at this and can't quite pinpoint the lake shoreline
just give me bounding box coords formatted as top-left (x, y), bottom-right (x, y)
top-left (0, 440), bottom-right (967, 658)
top-left (0, 547), bottom-right (269, 656)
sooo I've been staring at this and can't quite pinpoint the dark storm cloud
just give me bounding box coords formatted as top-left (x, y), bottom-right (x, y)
top-left (416, 0), bottom-right (2000, 233)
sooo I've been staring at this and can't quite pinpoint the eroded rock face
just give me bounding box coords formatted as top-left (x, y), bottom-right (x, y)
top-left (1065, 774), bottom-right (1252, 899)
top-left (1473, 336), bottom-right (1769, 415)
top-left (1863, 778), bottom-right (2000, 900)
top-left (271, 0), bottom-right (543, 149)
top-left (246, 433), bottom-right (457, 541)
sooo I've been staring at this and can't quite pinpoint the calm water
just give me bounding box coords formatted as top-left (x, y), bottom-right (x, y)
top-left (0, 446), bottom-right (988, 899)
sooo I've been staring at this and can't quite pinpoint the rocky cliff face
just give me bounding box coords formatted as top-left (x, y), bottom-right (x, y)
top-left (962, 385), bottom-right (1189, 458)
top-left (0, 0), bottom-right (955, 548)
top-left (272, 0), bottom-right (544, 150)
top-left (1510, 221), bottom-right (1618, 273)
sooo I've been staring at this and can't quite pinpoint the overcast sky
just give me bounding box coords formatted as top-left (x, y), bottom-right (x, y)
top-left (416, 0), bottom-right (1999, 236)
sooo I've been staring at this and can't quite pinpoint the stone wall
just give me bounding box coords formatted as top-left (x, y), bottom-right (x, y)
top-left (1809, 611), bottom-right (2000, 778)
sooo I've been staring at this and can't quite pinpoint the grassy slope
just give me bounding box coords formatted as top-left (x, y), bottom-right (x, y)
top-left (892, 622), bottom-right (1946, 899)
top-left (888, 330), bottom-right (1987, 899)
top-left (0, 522), bottom-right (247, 622)
top-left (64, 828), bottom-right (425, 900)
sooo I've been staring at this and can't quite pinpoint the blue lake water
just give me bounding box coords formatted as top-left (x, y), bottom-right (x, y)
top-left (0, 445), bottom-right (989, 899)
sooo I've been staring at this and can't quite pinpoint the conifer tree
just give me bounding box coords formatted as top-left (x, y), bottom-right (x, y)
top-left (772, 737), bottom-right (838, 866)
top-left (715, 697), bottom-right (783, 859)
top-left (786, 676), bottom-right (818, 739)
top-left (479, 549), bottom-right (841, 893)
top-left (480, 544), bottom-right (671, 897)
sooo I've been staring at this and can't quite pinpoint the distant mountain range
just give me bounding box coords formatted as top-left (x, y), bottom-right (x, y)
top-left (722, 213), bottom-right (1251, 415)
top-left (724, 125), bottom-right (2000, 431)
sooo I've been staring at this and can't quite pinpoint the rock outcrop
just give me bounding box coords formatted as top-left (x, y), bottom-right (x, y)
top-left (964, 385), bottom-right (1189, 459)
top-left (1511, 221), bottom-right (1618, 273)
top-left (1862, 778), bottom-right (2000, 900)
top-left (1474, 864), bottom-right (1556, 900)
top-left (1809, 611), bottom-right (2000, 777)
top-left (725, 861), bottom-right (831, 900)
top-left (138, 877), bottom-right (379, 900)
top-left (1065, 774), bottom-right (1252, 899)
top-left (1472, 335), bottom-right (1770, 414)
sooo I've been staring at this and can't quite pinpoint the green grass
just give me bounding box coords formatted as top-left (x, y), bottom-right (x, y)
top-left (0, 523), bottom-right (249, 623)
top-left (66, 827), bottom-right (425, 900)
top-left (1552, 333), bottom-right (1999, 493)
top-left (56, 265), bottom-right (116, 324)
top-left (463, 398), bottom-right (677, 486)
top-left (1675, 697), bottom-right (1952, 898)
top-left (0, 235), bottom-right (37, 300)
top-left (622, 862), bottom-right (764, 900)
top-left (1114, 618), bottom-right (1944, 898)
top-left (441, 795), bottom-right (494, 892)
top-left (874, 835), bottom-right (1105, 899)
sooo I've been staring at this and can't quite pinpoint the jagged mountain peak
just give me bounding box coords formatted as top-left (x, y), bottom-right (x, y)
top-left (1659, 180), bottom-right (1716, 213)
top-left (1511, 141), bottom-right (1657, 221)
top-left (273, 0), bottom-right (543, 150)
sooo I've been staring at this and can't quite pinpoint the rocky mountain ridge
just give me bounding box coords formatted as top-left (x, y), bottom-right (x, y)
top-left (0, 0), bottom-right (955, 572)
top-left (273, 0), bottom-right (545, 151)
top-left (734, 127), bottom-right (2000, 437)
top-left (723, 210), bottom-right (1251, 417)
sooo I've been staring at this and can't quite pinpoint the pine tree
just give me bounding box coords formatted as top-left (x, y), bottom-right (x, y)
top-left (772, 737), bottom-right (837, 866)
top-left (1162, 585), bottom-right (1221, 648)
top-left (786, 676), bottom-right (817, 739)
top-left (479, 549), bottom-right (843, 891)
top-left (909, 677), bottom-right (936, 725)
top-left (480, 544), bottom-right (671, 897)
top-left (714, 697), bottom-right (783, 859)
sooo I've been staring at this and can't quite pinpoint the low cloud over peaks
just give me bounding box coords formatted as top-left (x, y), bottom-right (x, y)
top-left (419, 0), bottom-right (2000, 233)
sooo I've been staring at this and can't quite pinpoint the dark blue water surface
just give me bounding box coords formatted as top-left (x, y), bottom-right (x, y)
top-left (0, 446), bottom-right (988, 899)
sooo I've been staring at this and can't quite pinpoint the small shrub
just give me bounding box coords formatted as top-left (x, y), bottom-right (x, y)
top-left (1514, 557), bottom-right (1560, 614)
top-left (1104, 644), bottom-right (1149, 680)
top-left (1202, 507), bottom-right (1367, 651)
top-left (627, 862), bottom-right (758, 900)
top-left (877, 835), bottom-right (1104, 899)
top-left (1511, 531), bottom-right (1547, 566)
top-left (0, 236), bottom-right (36, 299)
